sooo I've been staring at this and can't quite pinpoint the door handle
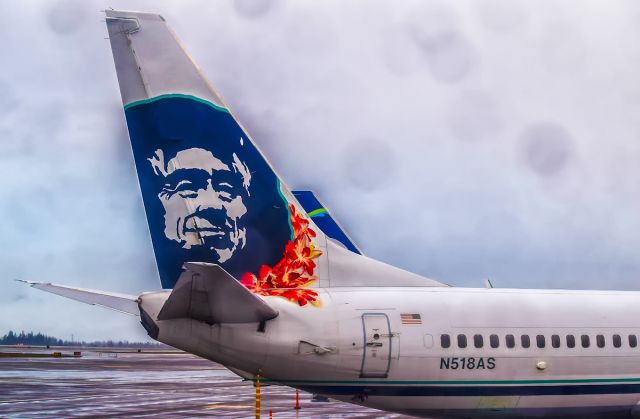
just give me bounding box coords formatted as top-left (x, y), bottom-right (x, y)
top-left (366, 342), bottom-right (383, 347)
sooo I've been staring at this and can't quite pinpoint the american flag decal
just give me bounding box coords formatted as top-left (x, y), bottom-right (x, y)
top-left (401, 313), bottom-right (422, 325)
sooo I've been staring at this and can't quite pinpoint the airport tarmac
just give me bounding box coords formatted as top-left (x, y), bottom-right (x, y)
top-left (0, 347), bottom-right (410, 418)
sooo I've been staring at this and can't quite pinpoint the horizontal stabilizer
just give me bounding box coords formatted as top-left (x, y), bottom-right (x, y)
top-left (17, 280), bottom-right (139, 315)
top-left (157, 262), bottom-right (279, 324)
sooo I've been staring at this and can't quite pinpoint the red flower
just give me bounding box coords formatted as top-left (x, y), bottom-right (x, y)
top-left (290, 204), bottom-right (316, 242)
top-left (284, 240), bottom-right (321, 275)
top-left (240, 202), bottom-right (323, 307)
top-left (240, 272), bottom-right (257, 290)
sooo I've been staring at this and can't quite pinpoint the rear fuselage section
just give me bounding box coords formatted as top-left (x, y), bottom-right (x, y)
top-left (142, 286), bottom-right (640, 417)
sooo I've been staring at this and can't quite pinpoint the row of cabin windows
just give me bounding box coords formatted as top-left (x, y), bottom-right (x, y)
top-left (440, 333), bottom-right (636, 349)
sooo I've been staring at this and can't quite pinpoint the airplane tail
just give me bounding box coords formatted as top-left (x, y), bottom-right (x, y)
top-left (105, 10), bottom-right (328, 304)
top-left (105, 10), bottom-right (447, 307)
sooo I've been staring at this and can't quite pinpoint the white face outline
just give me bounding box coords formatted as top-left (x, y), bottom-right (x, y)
top-left (148, 147), bottom-right (252, 263)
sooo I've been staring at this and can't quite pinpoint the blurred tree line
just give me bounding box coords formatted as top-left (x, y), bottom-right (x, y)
top-left (0, 330), bottom-right (166, 348)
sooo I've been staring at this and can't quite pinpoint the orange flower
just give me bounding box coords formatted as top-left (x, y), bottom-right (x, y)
top-left (290, 204), bottom-right (316, 241)
top-left (284, 240), bottom-right (321, 275)
top-left (241, 203), bottom-right (323, 307)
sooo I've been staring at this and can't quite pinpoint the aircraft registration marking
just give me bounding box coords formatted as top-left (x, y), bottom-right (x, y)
top-left (440, 357), bottom-right (496, 370)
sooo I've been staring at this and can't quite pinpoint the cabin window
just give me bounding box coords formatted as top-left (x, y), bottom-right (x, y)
top-left (440, 334), bottom-right (451, 348)
top-left (521, 335), bottom-right (531, 348)
top-left (596, 335), bottom-right (605, 348)
top-left (474, 334), bottom-right (484, 348)
top-left (613, 334), bottom-right (622, 348)
top-left (566, 335), bottom-right (576, 348)
top-left (630, 335), bottom-right (637, 348)
top-left (551, 334), bottom-right (560, 348)
top-left (536, 335), bottom-right (546, 348)
top-left (506, 334), bottom-right (515, 348)
top-left (457, 334), bottom-right (467, 348)
top-left (581, 335), bottom-right (590, 348)
top-left (490, 334), bottom-right (499, 348)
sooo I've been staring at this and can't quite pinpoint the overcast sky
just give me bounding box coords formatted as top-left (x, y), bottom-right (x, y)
top-left (2, 0), bottom-right (640, 341)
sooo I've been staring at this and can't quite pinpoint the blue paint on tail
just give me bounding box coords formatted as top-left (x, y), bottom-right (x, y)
top-left (293, 190), bottom-right (361, 255)
top-left (125, 96), bottom-right (292, 289)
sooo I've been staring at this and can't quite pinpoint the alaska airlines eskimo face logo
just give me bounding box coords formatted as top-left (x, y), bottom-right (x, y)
top-left (124, 95), bottom-right (319, 302)
top-left (148, 146), bottom-right (251, 263)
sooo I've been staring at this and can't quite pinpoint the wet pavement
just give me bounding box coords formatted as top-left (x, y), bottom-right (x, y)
top-left (0, 347), bottom-right (409, 418)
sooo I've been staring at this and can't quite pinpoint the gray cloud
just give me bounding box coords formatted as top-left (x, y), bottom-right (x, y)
top-left (2, 0), bottom-right (640, 341)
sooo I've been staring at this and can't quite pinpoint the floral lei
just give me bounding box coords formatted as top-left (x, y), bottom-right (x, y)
top-left (240, 203), bottom-right (322, 306)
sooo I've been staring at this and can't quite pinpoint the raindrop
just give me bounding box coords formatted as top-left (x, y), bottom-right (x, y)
top-left (47, 0), bottom-right (87, 35)
top-left (380, 24), bottom-right (424, 76)
top-left (406, 3), bottom-right (458, 49)
top-left (404, 4), bottom-right (475, 83)
top-left (421, 31), bottom-right (475, 84)
top-left (520, 122), bottom-right (573, 177)
top-left (234, 0), bottom-right (276, 19)
top-left (342, 138), bottom-right (397, 191)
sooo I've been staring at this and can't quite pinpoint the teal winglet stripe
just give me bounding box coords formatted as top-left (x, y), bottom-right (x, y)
top-left (124, 94), bottom-right (229, 113)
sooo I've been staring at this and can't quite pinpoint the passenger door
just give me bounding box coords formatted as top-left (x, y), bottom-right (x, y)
top-left (360, 313), bottom-right (392, 378)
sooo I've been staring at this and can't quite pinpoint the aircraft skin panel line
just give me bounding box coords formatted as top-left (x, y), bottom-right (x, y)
top-left (18, 9), bottom-right (640, 419)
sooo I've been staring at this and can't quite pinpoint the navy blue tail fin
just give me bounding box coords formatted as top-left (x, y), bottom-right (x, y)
top-left (105, 11), bottom-right (326, 297)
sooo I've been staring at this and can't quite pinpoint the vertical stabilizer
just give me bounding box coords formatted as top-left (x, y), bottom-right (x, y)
top-left (105, 11), bottom-right (447, 302)
top-left (105, 11), bottom-right (328, 305)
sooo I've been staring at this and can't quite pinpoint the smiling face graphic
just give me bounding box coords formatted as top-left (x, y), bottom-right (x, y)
top-left (148, 147), bottom-right (251, 263)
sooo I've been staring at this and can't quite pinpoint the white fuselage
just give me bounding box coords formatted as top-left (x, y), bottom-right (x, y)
top-left (140, 286), bottom-right (640, 418)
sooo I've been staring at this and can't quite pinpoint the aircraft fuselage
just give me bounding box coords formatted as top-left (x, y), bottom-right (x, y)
top-left (140, 286), bottom-right (640, 418)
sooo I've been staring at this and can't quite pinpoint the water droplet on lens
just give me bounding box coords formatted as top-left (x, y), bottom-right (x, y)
top-left (47, 0), bottom-right (86, 35)
top-left (520, 122), bottom-right (573, 177)
top-left (234, 0), bottom-right (275, 19)
top-left (342, 139), bottom-right (397, 191)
